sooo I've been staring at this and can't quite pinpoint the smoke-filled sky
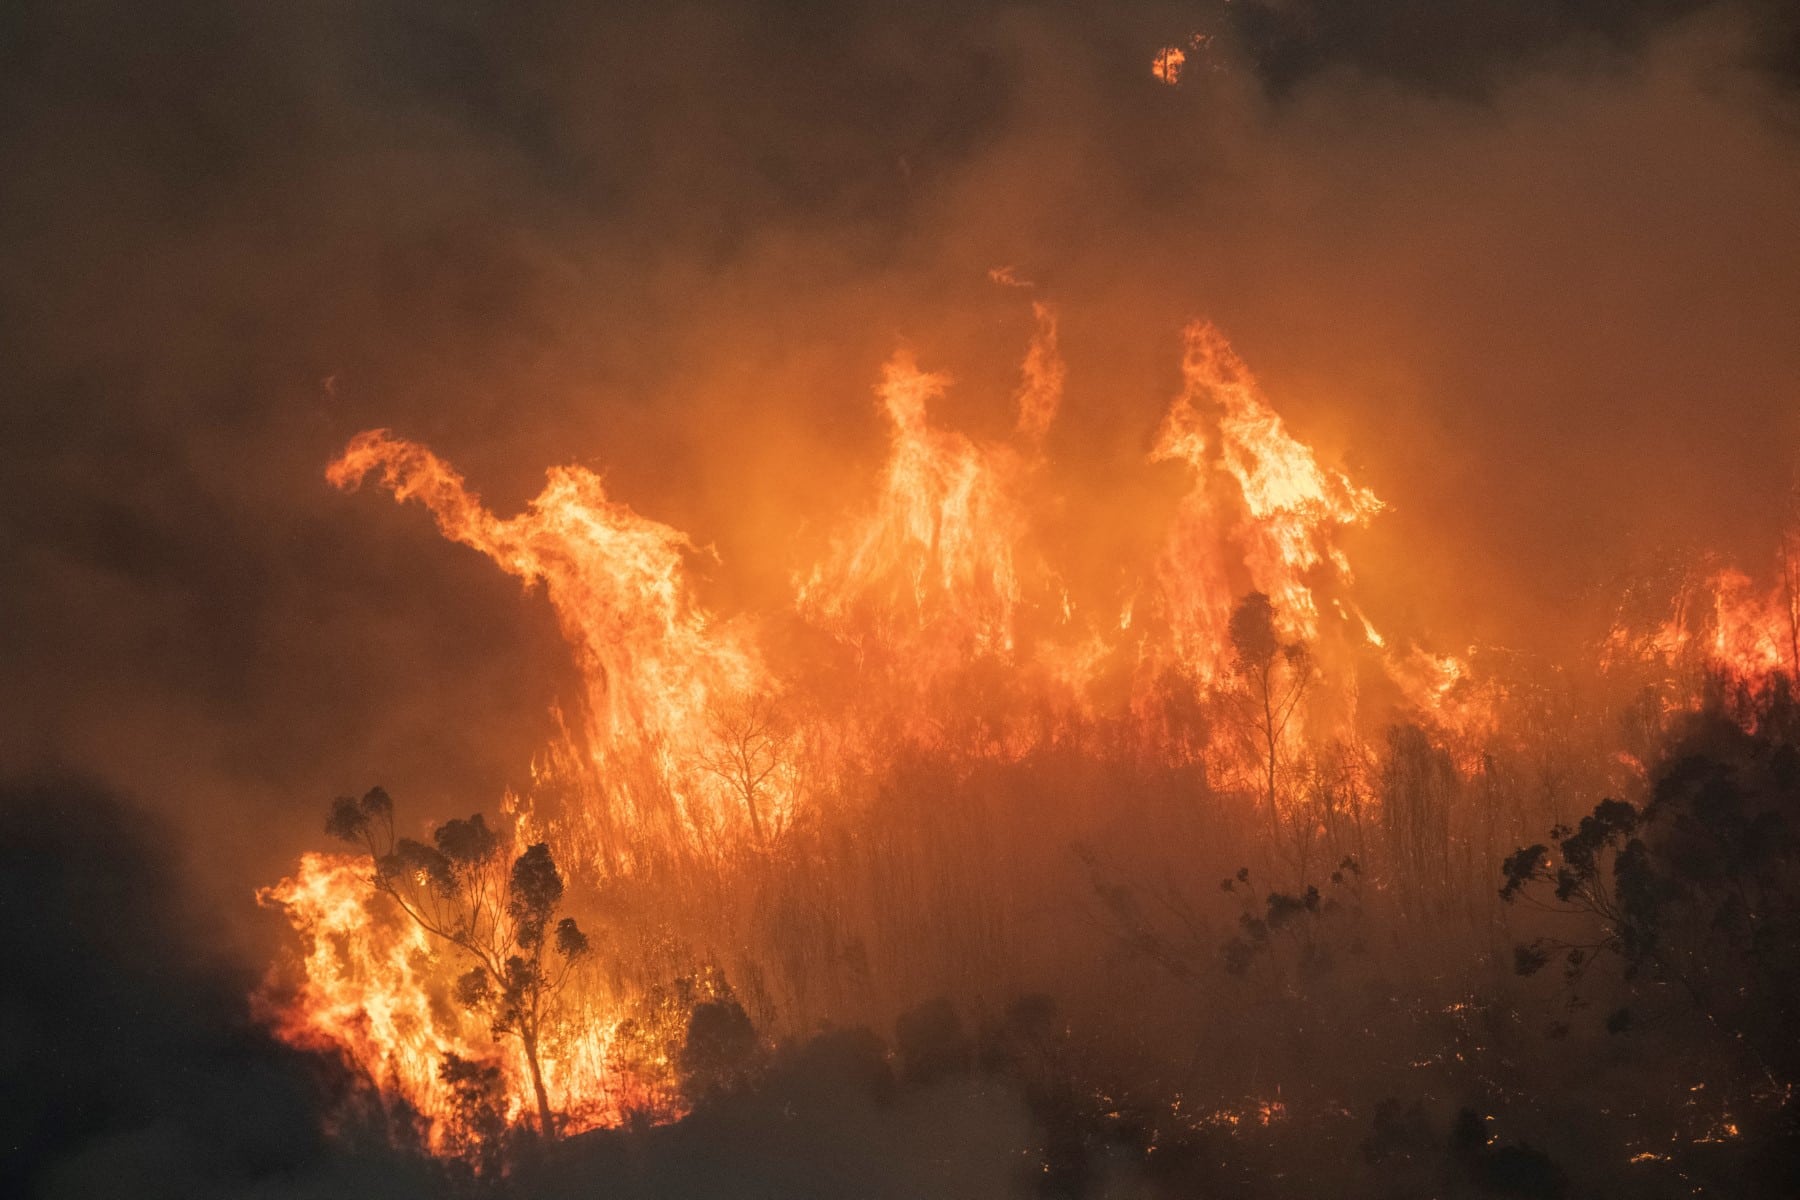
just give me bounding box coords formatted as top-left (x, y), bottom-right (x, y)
top-left (3, 0), bottom-right (1799, 942)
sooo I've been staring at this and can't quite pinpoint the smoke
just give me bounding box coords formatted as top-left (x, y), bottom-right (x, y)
top-left (2, 0), bottom-right (1799, 1106)
top-left (0, 0), bottom-right (1792, 888)
top-left (0, 777), bottom-right (440, 1197)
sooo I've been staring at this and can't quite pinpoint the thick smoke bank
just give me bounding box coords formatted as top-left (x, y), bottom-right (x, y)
top-left (3, 0), bottom-right (1799, 888)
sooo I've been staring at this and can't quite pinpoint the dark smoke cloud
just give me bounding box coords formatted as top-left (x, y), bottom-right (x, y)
top-left (1225, 0), bottom-right (1798, 95)
top-left (0, 778), bottom-right (440, 1198)
top-left (2, 0), bottom-right (1798, 951)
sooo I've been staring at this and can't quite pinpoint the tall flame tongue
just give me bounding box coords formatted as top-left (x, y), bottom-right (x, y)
top-left (795, 304), bottom-right (1062, 741)
top-left (265, 307), bottom-right (1522, 1143)
top-left (1618, 536), bottom-right (1800, 691)
top-left (327, 431), bottom-right (766, 867)
top-left (1148, 320), bottom-right (1383, 684)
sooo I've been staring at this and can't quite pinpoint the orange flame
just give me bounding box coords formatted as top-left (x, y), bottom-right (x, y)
top-left (796, 304), bottom-right (1060, 695)
top-left (264, 306), bottom-right (1533, 1143)
top-left (1148, 321), bottom-right (1383, 684)
top-left (1611, 538), bottom-right (1799, 689)
top-left (328, 431), bottom-right (768, 867)
top-left (1152, 47), bottom-right (1187, 86)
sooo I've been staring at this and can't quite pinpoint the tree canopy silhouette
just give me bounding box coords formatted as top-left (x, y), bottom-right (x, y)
top-left (1501, 684), bottom-right (1800, 1116)
top-left (327, 787), bottom-right (590, 1139)
top-left (1228, 590), bottom-right (1313, 847)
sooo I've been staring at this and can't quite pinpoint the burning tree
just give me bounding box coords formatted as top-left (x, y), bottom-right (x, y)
top-left (325, 787), bottom-right (591, 1139)
top-left (696, 693), bottom-right (791, 846)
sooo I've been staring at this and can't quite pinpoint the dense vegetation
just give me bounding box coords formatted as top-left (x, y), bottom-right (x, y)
top-left (258, 672), bottom-right (1797, 1198)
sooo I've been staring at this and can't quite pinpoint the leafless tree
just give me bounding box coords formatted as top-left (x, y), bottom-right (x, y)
top-left (696, 694), bottom-right (789, 845)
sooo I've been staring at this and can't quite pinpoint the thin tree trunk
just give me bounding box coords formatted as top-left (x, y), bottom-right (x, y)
top-left (1783, 534), bottom-right (1799, 675)
top-left (741, 760), bottom-right (765, 845)
top-left (523, 1029), bottom-right (555, 1140)
top-left (1263, 669), bottom-right (1280, 850)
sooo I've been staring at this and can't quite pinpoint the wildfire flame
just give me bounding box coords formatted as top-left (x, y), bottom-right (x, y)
top-left (326, 430), bottom-right (766, 868)
top-left (1152, 46), bottom-right (1187, 86)
top-left (1148, 320), bottom-right (1384, 681)
top-left (1152, 34), bottom-right (1213, 86)
top-left (1607, 534), bottom-right (1800, 692)
top-left (260, 303), bottom-right (1788, 1145)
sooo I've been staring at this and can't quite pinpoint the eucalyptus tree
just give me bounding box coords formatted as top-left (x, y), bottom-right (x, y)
top-left (327, 787), bottom-right (590, 1139)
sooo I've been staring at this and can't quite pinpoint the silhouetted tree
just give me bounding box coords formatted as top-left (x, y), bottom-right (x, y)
top-left (1075, 843), bottom-right (1214, 990)
top-left (696, 693), bottom-right (789, 846)
top-left (1228, 591), bottom-right (1312, 849)
top-left (677, 991), bottom-right (760, 1103)
top-left (762, 1026), bottom-right (895, 1112)
top-left (1218, 863), bottom-right (1358, 988)
top-left (438, 1053), bottom-right (508, 1184)
top-left (1298, 740), bottom-right (1374, 889)
top-left (327, 788), bottom-right (590, 1139)
top-left (1500, 691), bottom-right (1800, 1094)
